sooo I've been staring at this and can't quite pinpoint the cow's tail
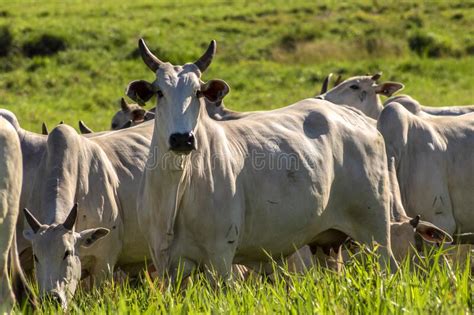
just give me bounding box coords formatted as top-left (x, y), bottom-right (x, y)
top-left (9, 232), bottom-right (37, 309)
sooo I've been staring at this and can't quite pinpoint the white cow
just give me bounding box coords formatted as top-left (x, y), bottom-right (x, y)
top-left (128, 39), bottom-right (451, 281)
top-left (378, 102), bottom-right (474, 243)
top-left (384, 94), bottom-right (474, 116)
top-left (0, 110), bottom-right (48, 267)
top-left (0, 117), bottom-right (26, 310)
top-left (317, 74), bottom-right (474, 118)
top-left (22, 122), bottom-right (153, 308)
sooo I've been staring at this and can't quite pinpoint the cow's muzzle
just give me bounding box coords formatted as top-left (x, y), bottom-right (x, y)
top-left (169, 132), bottom-right (196, 154)
top-left (43, 290), bottom-right (67, 309)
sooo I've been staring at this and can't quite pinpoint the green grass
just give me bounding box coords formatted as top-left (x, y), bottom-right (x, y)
top-left (1, 0), bottom-right (473, 313)
top-left (0, 0), bottom-right (472, 132)
top-left (17, 247), bottom-right (472, 314)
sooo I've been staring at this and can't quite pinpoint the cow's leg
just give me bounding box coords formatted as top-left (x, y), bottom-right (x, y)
top-left (86, 235), bottom-right (122, 287)
top-left (349, 216), bottom-right (398, 273)
top-left (0, 257), bottom-right (14, 311)
top-left (89, 258), bottom-right (116, 287)
top-left (168, 258), bottom-right (196, 284)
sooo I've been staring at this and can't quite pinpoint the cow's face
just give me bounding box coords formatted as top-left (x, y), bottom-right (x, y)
top-left (111, 98), bottom-right (154, 130)
top-left (22, 205), bottom-right (109, 309)
top-left (317, 74), bottom-right (404, 117)
top-left (390, 215), bottom-right (453, 261)
top-left (126, 39), bottom-right (229, 154)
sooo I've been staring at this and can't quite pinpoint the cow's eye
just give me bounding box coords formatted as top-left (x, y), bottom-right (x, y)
top-left (33, 254), bottom-right (39, 263)
top-left (196, 90), bottom-right (203, 98)
top-left (349, 85), bottom-right (359, 90)
top-left (63, 250), bottom-right (72, 260)
top-left (111, 123), bottom-right (118, 129)
top-left (157, 90), bottom-right (163, 98)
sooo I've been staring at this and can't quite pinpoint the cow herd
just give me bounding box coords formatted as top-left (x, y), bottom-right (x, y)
top-left (0, 38), bottom-right (472, 310)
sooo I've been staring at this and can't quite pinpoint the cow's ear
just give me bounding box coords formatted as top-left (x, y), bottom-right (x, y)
top-left (126, 80), bottom-right (155, 106)
top-left (78, 228), bottom-right (110, 248)
top-left (415, 221), bottom-right (453, 244)
top-left (375, 82), bottom-right (404, 96)
top-left (200, 79), bottom-right (230, 103)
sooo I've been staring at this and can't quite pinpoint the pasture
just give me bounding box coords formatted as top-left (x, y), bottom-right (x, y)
top-left (0, 0), bottom-right (472, 313)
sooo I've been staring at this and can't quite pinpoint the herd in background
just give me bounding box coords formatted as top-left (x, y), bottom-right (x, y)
top-left (0, 38), bottom-right (472, 310)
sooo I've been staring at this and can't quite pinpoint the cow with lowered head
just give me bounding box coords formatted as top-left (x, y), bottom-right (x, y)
top-left (22, 122), bottom-right (153, 309)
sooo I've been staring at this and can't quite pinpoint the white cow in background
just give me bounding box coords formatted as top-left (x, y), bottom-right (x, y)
top-left (378, 102), bottom-right (474, 243)
top-left (317, 73), bottom-right (474, 118)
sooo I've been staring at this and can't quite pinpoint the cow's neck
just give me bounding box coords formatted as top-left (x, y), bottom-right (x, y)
top-left (40, 154), bottom-right (80, 225)
top-left (367, 96), bottom-right (384, 119)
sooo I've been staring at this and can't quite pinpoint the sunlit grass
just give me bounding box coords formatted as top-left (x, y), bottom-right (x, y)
top-left (18, 247), bottom-right (472, 314)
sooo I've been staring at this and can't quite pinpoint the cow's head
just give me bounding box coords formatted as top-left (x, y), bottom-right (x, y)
top-left (390, 215), bottom-right (453, 261)
top-left (126, 39), bottom-right (230, 154)
top-left (22, 204), bottom-right (109, 309)
top-left (317, 73), bottom-right (404, 119)
top-left (110, 98), bottom-right (155, 130)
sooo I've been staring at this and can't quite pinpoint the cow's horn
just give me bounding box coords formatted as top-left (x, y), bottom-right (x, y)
top-left (41, 122), bottom-right (48, 135)
top-left (63, 203), bottom-right (78, 230)
top-left (409, 215), bottom-right (421, 228)
top-left (23, 208), bottom-right (41, 233)
top-left (78, 120), bottom-right (93, 134)
top-left (194, 40), bottom-right (216, 73)
top-left (120, 98), bottom-right (130, 112)
top-left (320, 73), bottom-right (333, 94)
top-left (371, 72), bottom-right (382, 81)
top-left (138, 38), bottom-right (163, 72)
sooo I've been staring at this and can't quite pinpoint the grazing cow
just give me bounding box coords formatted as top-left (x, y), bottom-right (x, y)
top-left (126, 39), bottom-right (452, 281)
top-left (378, 102), bottom-right (474, 243)
top-left (22, 122), bottom-right (153, 308)
top-left (317, 74), bottom-right (474, 119)
top-left (0, 117), bottom-right (26, 310)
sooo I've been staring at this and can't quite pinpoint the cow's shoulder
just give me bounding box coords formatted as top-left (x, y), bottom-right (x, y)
top-left (378, 102), bottom-right (412, 131)
top-left (384, 94), bottom-right (421, 114)
top-left (47, 124), bottom-right (81, 148)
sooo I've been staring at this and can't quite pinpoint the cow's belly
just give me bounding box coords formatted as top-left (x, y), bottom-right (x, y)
top-left (235, 162), bottom-right (333, 262)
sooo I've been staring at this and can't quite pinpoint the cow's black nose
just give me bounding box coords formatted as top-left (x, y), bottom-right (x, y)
top-left (169, 132), bottom-right (195, 153)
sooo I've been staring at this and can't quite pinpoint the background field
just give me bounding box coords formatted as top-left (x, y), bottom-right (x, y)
top-left (1, 0), bottom-right (472, 313)
top-left (0, 0), bottom-right (472, 132)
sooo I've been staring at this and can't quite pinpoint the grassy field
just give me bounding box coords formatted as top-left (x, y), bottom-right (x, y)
top-left (18, 248), bottom-right (473, 314)
top-left (1, 0), bottom-right (473, 313)
top-left (0, 0), bottom-right (472, 132)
